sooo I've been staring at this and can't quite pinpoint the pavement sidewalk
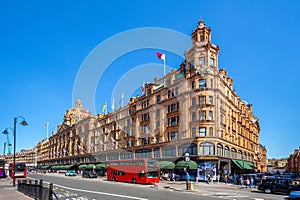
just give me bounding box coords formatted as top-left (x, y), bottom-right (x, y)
top-left (155, 179), bottom-right (258, 192)
top-left (0, 177), bottom-right (33, 200)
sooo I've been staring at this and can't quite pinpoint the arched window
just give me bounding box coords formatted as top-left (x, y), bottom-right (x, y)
top-left (237, 150), bottom-right (242, 159)
top-left (224, 146), bottom-right (229, 157)
top-left (162, 146), bottom-right (176, 157)
top-left (248, 153), bottom-right (251, 161)
top-left (243, 152), bottom-right (247, 160)
top-left (200, 142), bottom-right (214, 156)
top-left (250, 154), bottom-right (254, 161)
top-left (178, 144), bottom-right (197, 156)
top-left (154, 148), bottom-right (160, 158)
top-left (231, 148), bottom-right (237, 159)
top-left (120, 151), bottom-right (133, 160)
top-left (217, 144), bottom-right (223, 157)
top-left (136, 149), bottom-right (152, 158)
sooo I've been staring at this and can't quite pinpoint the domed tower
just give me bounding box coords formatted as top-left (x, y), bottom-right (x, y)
top-left (185, 19), bottom-right (220, 74)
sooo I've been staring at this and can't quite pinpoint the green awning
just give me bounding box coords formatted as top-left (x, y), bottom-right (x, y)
top-left (95, 163), bottom-right (106, 169)
top-left (159, 161), bottom-right (175, 170)
top-left (232, 159), bottom-right (254, 170)
top-left (78, 164), bottom-right (87, 170)
top-left (176, 160), bottom-right (197, 170)
top-left (244, 161), bottom-right (254, 170)
top-left (85, 164), bottom-right (95, 169)
top-left (232, 159), bottom-right (244, 169)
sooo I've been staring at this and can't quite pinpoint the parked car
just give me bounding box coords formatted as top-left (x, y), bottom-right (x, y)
top-left (82, 170), bottom-right (97, 178)
top-left (258, 178), bottom-right (300, 194)
top-left (285, 191), bottom-right (300, 200)
top-left (65, 170), bottom-right (76, 176)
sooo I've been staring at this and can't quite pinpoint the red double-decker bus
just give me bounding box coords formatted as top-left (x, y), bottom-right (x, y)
top-left (107, 159), bottom-right (160, 184)
top-left (9, 162), bottom-right (27, 178)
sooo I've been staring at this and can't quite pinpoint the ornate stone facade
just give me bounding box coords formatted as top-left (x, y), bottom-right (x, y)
top-left (33, 19), bottom-right (266, 175)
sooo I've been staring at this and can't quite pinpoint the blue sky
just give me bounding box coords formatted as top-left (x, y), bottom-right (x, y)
top-left (0, 0), bottom-right (299, 159)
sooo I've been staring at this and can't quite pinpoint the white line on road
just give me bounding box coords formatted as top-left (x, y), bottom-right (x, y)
top-left (44, 181), bottom-right (148, 200)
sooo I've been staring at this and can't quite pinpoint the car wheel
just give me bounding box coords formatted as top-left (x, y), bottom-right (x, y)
top-left (264, 188), bottom-right (272, 194)
top-left (132, 178), bottom-right (136, 184)
top-left (112, 177), bottom-right (116, 182)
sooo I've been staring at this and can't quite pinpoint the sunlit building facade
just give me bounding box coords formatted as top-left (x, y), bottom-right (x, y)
top-left (35, 19), bottom-right (266, 178)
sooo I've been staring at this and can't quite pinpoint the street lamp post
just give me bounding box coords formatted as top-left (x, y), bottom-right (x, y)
top-left (185, 153), bottom-right (190, 190)
top-left (3, 116), bottom-right (28, 186)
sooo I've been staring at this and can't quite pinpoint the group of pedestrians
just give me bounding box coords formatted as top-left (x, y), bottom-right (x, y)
top-left (221, 173), bottom-right (255, 188)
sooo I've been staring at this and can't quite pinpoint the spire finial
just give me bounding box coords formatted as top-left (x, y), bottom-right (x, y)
top-left (198, 19), bottom-right (205, 28)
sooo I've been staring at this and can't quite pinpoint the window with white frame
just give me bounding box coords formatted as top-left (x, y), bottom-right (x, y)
top-left (200, 111), bottom-right (206, 120)
top-left (200, 142), bottom-right (214, 155)
top-left (199, 127), bottom-right (206, 136)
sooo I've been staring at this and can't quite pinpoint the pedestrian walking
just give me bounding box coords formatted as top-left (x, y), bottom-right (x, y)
top-left (224, 174), bottom-right (228, 184)
top-left (250, 176), bottom-right (254, 188)
top-left (207, 174), bottom-right (211, 184)
top-left (217, 174), bottom-right (220, 184)
top-left (245, 178), bottom-right (250, 188)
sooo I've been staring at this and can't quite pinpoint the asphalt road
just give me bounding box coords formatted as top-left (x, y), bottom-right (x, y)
top-left (27, 173), bottom-right (288, 200)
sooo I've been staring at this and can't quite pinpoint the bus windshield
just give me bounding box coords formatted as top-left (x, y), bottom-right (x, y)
top-left (147, 171), bottom-right (159, 178)
top-left (15, 163), bottom-right (26, 171)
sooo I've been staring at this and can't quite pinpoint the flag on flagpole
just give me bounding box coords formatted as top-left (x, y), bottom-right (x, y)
top-left (156, 52), bottom-right (165, 60)
top-left (156, 52), bottom-right (166, 76)
top-left (102, 102), bottom-right (107, 113)
top-left (111, 137), bottom-right (115, 147)
top-left (99, 140), bottom-right (104, 150)
top-left (45, 122), bottom-right (49, 141)
top-left (119, 93), bottom-right (124, 107)
top-left (142, 82), bottom-right (145, 94)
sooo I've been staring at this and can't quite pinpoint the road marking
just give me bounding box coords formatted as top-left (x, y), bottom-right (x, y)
top-left (45, 182), bottom-right (148, 200)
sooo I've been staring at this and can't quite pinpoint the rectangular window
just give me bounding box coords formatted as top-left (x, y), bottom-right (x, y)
top-left (156, 95), bottom-right (161, 103)
top-left (209, 57), bottom-right (214, 66)
top-left (209, 96), bottom-right (213, 104)
top-left (209, 127), bottom-right (213, 136)
top-left (191, 81), bottom-right (195, 90)
top-left (190, 61), bottom-right (194, 69)
top-left (192, 128), bottom-right (196, 138)
top-left (200, 111), bottom-right (206, 120)
top-left (192, 112), bottom-right (196, 121)
top-left (199, 96), bottom-right (206, 105)
top-left (199, 57), bottom-right (205, 65)
top-left (211, 79), bottom-right (213, 88)
top-left (209, 111), bottom-right (213, 120)
top-left (168, 132), bottom-right (177, 141)
top-left (192, 97), bottom-right (196, 106)
top-left (199, 127), bottom-right (206, 137)
top-left (199, 79), bottom-right (206, 88)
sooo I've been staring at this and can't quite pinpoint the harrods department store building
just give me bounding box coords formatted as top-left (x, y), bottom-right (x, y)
top-left (37, 20), bottom-right (267, 175)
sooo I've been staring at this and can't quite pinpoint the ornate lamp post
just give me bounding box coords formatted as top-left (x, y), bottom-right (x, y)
top-left (185, 153), bottom-right (190, 190)
top-left (3, 116), bottom-right (28, 186)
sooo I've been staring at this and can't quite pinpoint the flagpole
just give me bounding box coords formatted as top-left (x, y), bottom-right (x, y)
top-left (106, 102), bottom-right (108, 114)
top-left (164, 58), bottom-right (166, 76)
top-left (46, 122), bottom-right (49, 141)
top-left (121, 93), bottom-right (124, 108)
